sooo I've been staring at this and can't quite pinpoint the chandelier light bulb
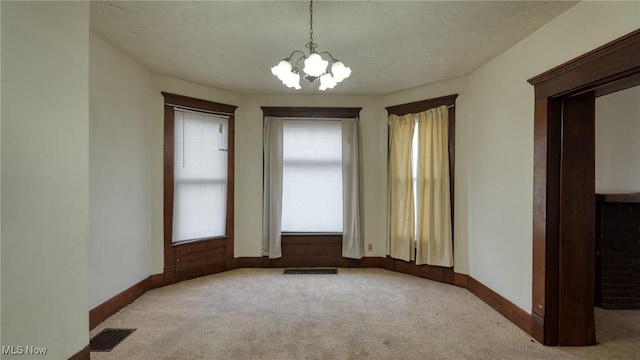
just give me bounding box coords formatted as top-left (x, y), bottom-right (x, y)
top-left (282, 72), bottom-right (292, 86)
top-left (284, 71), bottom-right (301, 89)
top-left (303, 53), bottom-right (328, 77)
top-left (278, 60), bottom-right (292, 72)
top-left (272, 59), bottom-right (292, 81)
top-left (319, 73), bottom-right (336, 91)
top-left (331, 60), bottom-right (351, 83)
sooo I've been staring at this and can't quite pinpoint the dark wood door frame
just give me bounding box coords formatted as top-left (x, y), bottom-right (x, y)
top-left (528, 29), bottom-right (640, 346)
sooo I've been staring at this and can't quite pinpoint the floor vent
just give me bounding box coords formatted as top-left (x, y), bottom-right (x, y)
top-left (90, 328), bottom-right (136, 352)
top-left (283, 268), bottom-right (338, 275)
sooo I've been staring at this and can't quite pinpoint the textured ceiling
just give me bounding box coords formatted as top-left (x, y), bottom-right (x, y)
top-left (90, 1), bottom-right (577, 95)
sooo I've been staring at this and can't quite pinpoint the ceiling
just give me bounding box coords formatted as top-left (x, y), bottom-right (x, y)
top-left (90, 1), bottom-right (577, 95)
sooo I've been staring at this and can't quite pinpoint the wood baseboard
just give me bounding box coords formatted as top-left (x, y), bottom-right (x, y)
top-left (354, 256), bottom-right (387, 268)
top-left (68, 344), bottom-right (90, 360)
top-left (89, 277), bottom-right (152, 330)
top-left (174, 261), bottom-right (227, 282)
top-left (531, 311), bottom-right (546, 344)
top-left (150, 270), bottom-right (172, 288)
top-left (230, 257), bottom-right (263, 269)
top-left (388, 257), bottom-right (455, 285)
top-left (90, 256), bottom-right (231, 330)
top-left (454, 272), bottom-right (469, 288)
top-left (468, 276), bottom-right (532, 335)
top-left (89, 257), bottom-right (531, 339)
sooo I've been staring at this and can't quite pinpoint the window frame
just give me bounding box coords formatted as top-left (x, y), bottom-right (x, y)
top-left (163, 92), bottom-right (237, 274)
top-left (261, 106), bottom-right (361, 236)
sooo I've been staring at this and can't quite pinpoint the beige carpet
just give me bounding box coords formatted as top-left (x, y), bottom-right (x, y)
top-left (90, 268), bottom-right (639, 360)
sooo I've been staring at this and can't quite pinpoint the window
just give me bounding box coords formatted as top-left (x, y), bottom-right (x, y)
top-left (163, 92), bottom-right (236, 274)
top-left (411, 120), bottom-right (419, 239)
top-left (409, 119), bottom-right (443, 239)
top-left (281, 120), bottom-right (343, 232)
top-left (386, 94), bottom-right (456, 267)
top-left (261, 106), bottom-right (363, 260)
top-left (172, 109), bottom-right (228, 242)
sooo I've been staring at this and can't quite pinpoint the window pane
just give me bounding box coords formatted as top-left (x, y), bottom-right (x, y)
top-left (412, 119), bottom-right (418, 240)
top-left (281, 120), bottom-right (343, 232)
top-left (173, 109), bottom-right (228, 242)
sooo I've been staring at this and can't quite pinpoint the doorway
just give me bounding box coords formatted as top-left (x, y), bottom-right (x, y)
top-left (528, 29), bottom-right (640, 346)
top-left (594, 86), bottom-right (640, 311)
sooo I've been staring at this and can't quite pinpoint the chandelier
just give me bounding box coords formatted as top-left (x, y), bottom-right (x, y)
top-left (271, 0), bottom-right (351, 91)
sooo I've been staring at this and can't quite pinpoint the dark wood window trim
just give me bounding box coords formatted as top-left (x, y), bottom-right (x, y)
top-left (261, 106), bottom-right (361, 119)
top-left (527, 29), bottom-right (640, 346)
top-left (385, 94), bottom-right (458, 249)
top-left (385, 94), bottom-right (458, 116)
top-left (162, 92), bottom-right (237, 279)
top-left (261, 106), bottom-right (361, 264)
top-left (281, 232), bottom-right (343, 236)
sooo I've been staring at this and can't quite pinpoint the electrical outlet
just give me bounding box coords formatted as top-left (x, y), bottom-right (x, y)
top-left (367, 243), bottom-right (373, 251)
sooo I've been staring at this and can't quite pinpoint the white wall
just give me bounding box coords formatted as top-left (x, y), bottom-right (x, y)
top-left (1, 2), bottom-right (89, 358)
top-left (595, 85), bottom-right (640, 193)
top-left (383, 76), bottom-right (470, 274)
top-left (89, 34), bottom-right (154, 308)
top-left (464, 1), bottom-right (640, 312)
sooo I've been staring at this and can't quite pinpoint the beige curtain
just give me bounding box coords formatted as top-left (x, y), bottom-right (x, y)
top-left (342, 118), bottom-right (364, 259)
top-left (262, 117), bottom-right (283, 259)
top-left (387, 114), bottom-right (415, 262)
top-left (415, 106), bottom-right (453, 266)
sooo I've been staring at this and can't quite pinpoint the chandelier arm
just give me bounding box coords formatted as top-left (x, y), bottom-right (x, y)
top-left (318, 51), bottom-right (336, 61)
top-left (287, 50), bottom-right (307, 61)
top-left (292, 55), bottom-right (306, 71)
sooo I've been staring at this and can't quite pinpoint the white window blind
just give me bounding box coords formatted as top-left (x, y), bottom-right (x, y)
top-left (173, 109), bottom-right (228, 242)
top-left (281, 120), bottom-right (343, 232)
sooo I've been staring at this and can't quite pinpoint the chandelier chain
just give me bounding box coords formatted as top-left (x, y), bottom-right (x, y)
top-left (309, 0), bottom-right (314, 45)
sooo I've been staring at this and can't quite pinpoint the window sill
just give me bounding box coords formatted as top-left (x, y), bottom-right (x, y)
top-left (172, 235), bottom-right (228, 247)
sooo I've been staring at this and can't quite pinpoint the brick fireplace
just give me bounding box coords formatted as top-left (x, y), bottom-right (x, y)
top-left (595, 193), bottom-right (640, 309)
